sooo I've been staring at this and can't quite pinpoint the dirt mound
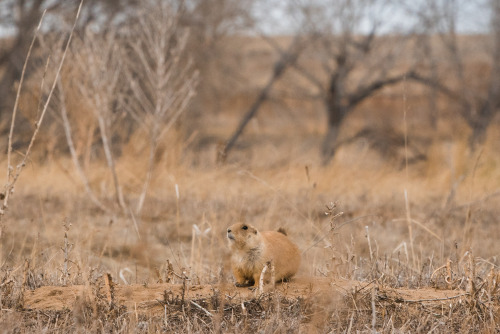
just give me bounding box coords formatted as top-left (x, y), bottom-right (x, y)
top-left (24, 277), bottom-right (466, 314)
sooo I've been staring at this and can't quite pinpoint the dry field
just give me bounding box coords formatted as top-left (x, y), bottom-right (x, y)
top-left (1, 35), bottom-right (500, 332)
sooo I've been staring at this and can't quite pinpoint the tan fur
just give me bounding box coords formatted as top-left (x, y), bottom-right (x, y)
top-left (226, 223), bottom-right (301, 287)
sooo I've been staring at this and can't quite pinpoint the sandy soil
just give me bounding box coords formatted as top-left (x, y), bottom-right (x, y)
top-left (24, 276), bottom-right (467, 315)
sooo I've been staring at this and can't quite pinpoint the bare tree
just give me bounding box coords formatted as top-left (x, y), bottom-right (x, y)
top-left (410, 0), bottom-right (500, 150)
top-left (288, 0), bottom-right (420, 162)
top-left (222, 0), bottom-right (421, 163)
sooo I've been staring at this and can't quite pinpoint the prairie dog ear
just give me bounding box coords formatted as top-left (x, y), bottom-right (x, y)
top-left (277, 227), bottom-right (287, 236)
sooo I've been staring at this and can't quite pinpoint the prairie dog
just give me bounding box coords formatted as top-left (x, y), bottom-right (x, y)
top-left (226, 223), bottom-right (301, 287)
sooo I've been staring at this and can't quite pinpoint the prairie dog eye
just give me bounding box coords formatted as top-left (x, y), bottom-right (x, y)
top-left (242, 225), bottom-right (248, 230)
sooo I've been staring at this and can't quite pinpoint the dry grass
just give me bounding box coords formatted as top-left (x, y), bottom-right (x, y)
top-left (2, 28), bottom-right (500, 332)
top-left (1, 111), bottom-right (500, 332)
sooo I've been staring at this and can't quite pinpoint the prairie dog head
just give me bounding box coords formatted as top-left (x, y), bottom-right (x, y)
top-left (226, 223), bottom-right (261, 251)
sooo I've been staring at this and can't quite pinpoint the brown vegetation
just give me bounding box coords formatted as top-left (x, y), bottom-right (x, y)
top-left (1, 1), bottom-right (500, 333)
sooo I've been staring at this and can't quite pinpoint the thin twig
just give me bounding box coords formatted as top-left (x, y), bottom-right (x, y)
top-left (6, 10), bottom-right (47, 186)
top-left (404, 189), bottom-right (416, 270)
top-left (190, 300), bottom-right (213, 317)
top-left (366, 226), bottom-right (373, 262)
top-left (371, 287), bottom-right (377, 332)
top-left (2, 11), bottom-right (47, 224)
top-left (454, 190), bottom-right (500, 210)
top-left (392, 218), bottom-right (442, 242)
top-left (401, 293), bottom-right (468, 303)
top-left (302, 215), bottom-right (379, 255)
top-left (463, 148), bottom-right (483, 251)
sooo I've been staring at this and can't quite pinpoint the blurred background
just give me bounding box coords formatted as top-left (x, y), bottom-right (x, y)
top-left (0, 0), bottom-right (499, 288)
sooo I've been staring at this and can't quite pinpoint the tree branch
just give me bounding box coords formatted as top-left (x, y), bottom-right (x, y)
top-left (219, 34), bottom-right (306, 161)
top-left (347, 73), bottom-right (408, 108)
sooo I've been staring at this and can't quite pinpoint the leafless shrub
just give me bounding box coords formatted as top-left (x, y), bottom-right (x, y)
top-left (69, 28), bottom-right (127, 213)
top-left (120, 1), bottom-right (198, 216)
top-left (52, 2), bottom-right (198, 218)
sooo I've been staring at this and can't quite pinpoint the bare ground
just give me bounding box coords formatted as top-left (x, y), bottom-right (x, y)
top-left (24, 276), bottom-right (467, 314)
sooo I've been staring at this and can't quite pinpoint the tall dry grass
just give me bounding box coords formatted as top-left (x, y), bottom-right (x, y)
top-left (1, 6), bottom-right (500, 332)
top-left (1, 119), bottom-right (500, 331)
